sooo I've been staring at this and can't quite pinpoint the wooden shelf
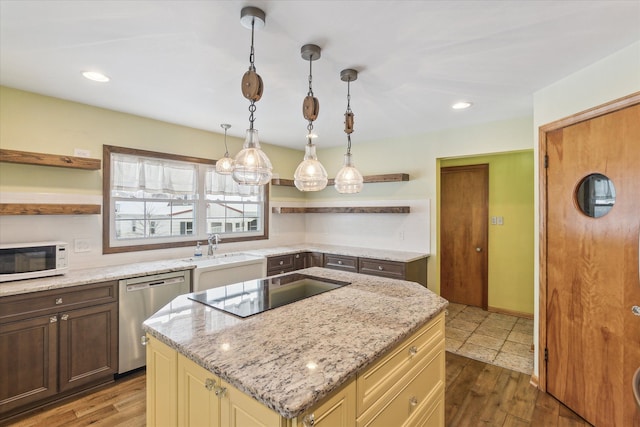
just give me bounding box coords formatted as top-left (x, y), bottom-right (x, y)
top-left (272, 206), bottom-right (410, 214)
top-left (0, 204), bottom-right (102, 216)
top-left (271, 173), bottom-right (409, 187)
top-left (0, 149), bottom-right (101, 170)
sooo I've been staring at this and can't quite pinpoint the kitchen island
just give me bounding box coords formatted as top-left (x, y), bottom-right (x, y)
top-left (143, 267), bottom-right (448, 426)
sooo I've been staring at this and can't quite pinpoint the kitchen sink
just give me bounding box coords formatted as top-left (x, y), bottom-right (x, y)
top-left (185, 253), bottom-right (267, 292)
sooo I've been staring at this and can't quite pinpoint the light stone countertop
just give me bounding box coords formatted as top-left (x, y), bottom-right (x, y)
top-left (142, 266), bottom-right (447, 419)
top-left (0, 244), bottom-right (428, 297)
top-left (0, 259), bottom-right (195, 297)
top-left (246, 243), bottom-right (429, 263)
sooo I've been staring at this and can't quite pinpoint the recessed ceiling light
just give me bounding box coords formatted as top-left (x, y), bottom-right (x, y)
top-left (452, 101), bottom-right (473, 110)
top-left (82, 71), bottom-right (110, 82)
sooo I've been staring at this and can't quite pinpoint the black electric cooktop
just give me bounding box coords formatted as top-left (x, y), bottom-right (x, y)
top-left (188, 273), bottom-right (351, 318)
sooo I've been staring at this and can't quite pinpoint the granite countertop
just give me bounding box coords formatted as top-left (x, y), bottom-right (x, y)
top-left (0, 243), bottom-right (428, 298)
top-left (0, 259), bottom-right (195, 297)
top-left (246, 243), bottom-right (429, 263)
top-left (142, 266), bottom-right (447, 419)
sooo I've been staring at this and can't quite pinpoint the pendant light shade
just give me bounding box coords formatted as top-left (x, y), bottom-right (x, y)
top-left (334, 152), bottom-right (363, 194)
top-left (335, 68), bottom-right (363, 194)
top-left (232, 128), bottom-right (272, 186)
top-left (293, 44), bottom-right (327, 192)
top-left (216, 124), bottom-right (234, 175)
top-left (294, 142), bottom-right (328, 191)
top-left (233, 6), bottom-right (272, 186)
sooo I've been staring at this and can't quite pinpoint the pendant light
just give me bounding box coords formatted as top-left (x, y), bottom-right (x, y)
top-left (215, 124), bottom-right (234, 175)
top-left (232, 6), bottom-right (272, 186)
top-left (334, 69), bottom-right (364, 194)
top-left (293, 44), bottom-right (328, 192)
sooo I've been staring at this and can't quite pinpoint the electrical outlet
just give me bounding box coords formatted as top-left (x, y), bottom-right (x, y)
top-left (491, 216), bottom-right (497, 225)
top-left (497, 216), bottom-right (504, 225)
top-left (399, 231), bottom-right (405, 240)
top-left (74, 238), bottom-right (91, 253)
top-left (74, 148), bottom-right (91, 158)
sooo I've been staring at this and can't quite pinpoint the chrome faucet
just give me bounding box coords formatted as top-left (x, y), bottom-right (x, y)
top-left (207, 233), bottom-right (221, 255)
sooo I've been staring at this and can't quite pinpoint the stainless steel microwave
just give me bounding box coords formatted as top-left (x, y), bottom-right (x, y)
top-left (0, 241), bottom-right (68, 282)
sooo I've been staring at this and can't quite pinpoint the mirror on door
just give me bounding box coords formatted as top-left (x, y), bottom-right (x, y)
top-left (575, 173), bottom-right (616, 218)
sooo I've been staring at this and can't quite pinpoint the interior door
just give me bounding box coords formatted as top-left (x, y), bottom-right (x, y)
top-left (440, 164), bottom-right (488, 309)
top-left (545, 102), bottom-right (640, 426)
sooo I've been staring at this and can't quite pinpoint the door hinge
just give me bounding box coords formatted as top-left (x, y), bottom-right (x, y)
top-left (544, 348), bottom-right (549, 361)
top-left (544, 154), bottom-right (549, 168)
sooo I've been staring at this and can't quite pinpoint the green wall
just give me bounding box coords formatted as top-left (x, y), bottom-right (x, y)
top-left (439, 151), bottom-right (534, 315)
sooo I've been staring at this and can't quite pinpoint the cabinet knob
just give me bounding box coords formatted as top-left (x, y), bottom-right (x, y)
top-left (279, 260), bottom-right (284, 265)
top-left (408, 346), bottom-right (418, 356)
top-left (214, 385), bottom-right (227, 398)
top-left (141, 336), bottom-right (149, 346)
top-left (55, 297), bottom-right (63, 305)
top-left (338, 260), bottom-right (343, 265)
top-left (50, 316), bottom-right (58, 323)
top-left (302, 414), bottom-right (315, 427)
top-left (378, 265), bottom-right (384, 271)
top-left (61, 314), bottom-right (69, 321)
top-left (205, 378), bottom-right (215, 391)
top-left (409, 396), bottom-right (418, 407)
top-left (295, 254), bottom-right (300, 258)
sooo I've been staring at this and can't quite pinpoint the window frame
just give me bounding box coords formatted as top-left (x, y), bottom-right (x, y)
top-left (102, 145), bottom-right (269, 254)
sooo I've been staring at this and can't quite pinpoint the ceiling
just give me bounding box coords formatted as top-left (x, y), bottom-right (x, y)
top-left (1, 1), bottom-right (639, 150)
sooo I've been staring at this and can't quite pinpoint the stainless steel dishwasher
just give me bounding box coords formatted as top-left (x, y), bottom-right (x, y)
top-left (118, 270), bottom-right (190, 374)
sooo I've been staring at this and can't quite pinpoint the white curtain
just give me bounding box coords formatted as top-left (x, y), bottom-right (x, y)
top-left (112, 154), bottom-right (196, 195)
top-left (205, 168), bottom-right (259, 197)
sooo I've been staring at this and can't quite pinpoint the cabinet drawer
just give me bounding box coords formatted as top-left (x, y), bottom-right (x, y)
top-left (324, 254), bottom-right (358, 272)
top-left (358, 258), bottom-right (405, 279)
top-left (356, 312), bottom-right (444, 416)
top-left (266, 254), bottom-right (295, 275)
top-left (357, 346), bottom-right (445, 427)
top-left (0, 281), bottom-right (118, 323)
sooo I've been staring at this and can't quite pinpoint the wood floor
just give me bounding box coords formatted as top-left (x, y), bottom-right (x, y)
top-left (3, 353), bottom-right (590, 427)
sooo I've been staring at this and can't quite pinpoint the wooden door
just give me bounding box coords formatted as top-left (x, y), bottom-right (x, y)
top-left (440, 164), bottom-right (488, 309)
top-left (545, 102), bottom-right (640, 426)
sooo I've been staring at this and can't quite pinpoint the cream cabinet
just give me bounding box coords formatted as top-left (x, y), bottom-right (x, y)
top-left (146, 335), bottom-right (178, 427)
top-left (146, 311), bottom-right (444, 427)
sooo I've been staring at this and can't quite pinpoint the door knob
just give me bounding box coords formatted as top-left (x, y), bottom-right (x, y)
top-left (632, 306), bottom-right (640, 316)
top-left (476, 247), bottom-right (482, 252)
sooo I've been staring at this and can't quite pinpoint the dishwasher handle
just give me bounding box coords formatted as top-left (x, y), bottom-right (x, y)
top-left (124, 275), bottom-right (186, 292)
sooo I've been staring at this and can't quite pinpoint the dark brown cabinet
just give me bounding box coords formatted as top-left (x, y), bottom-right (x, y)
top-left (0, 281), bottom-right (118, 419)
top-left (323, 254), bottom-right (358, 273)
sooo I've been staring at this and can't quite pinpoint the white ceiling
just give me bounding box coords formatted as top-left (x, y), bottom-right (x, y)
top-left (1, 1), bottom-right (639, 149)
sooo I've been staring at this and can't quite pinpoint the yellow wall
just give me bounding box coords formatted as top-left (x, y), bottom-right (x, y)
top-left (0, 86), bottom-right (302, 196)
top-left (439, 151), bottom-right (534, 315)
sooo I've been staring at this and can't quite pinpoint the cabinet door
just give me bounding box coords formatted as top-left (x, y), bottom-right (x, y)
top-left (0, 314), bottom-right (58, 415)
top-left (297, 380), bottom-right (356, 427)
top-left (178, 355), bottom-right (220, 427)
top-left (267, 254), bottom-right (295, 275)
top-left (293, 252), bottom-right (307, 270)
top-left (220, 380), bottom-right (282, 427)
top-left (58, 302), bottom-right (118, 392)
top-left (146, 335), bottom-right (178, 427)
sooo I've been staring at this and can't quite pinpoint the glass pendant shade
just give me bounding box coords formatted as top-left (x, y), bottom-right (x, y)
top-left (334, 152), bottom-right (363, 194)
top-left (294, 142), bottom-right (328, 191)
top-left (215, 155), bottom-right (234, 175)
top-left (232, 128), bottom-right (273, 186)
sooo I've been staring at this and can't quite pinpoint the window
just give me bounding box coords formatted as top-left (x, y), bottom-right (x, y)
top-left (103, 145), bottom-right (269, 254)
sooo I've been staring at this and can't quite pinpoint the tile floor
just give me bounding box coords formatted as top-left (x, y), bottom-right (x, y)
top-left (445, 302), bottom-right (534, 375)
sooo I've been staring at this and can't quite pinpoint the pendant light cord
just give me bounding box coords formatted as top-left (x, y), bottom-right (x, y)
top-left (248, 18), bottom-right (257, 130)
top-left (345, 78), bottom-right (353, 154)
top-left (306, 54), bottom-right (314, 144)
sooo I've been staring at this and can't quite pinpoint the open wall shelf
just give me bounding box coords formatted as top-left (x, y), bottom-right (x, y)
top-left (0, 203), bottom-right (102, 216)
top-left (271, 173), bottom-right (409, 187)
top-left (272, 206), bottom-right (410, 214)
top-left (0, 149), bottom-right (101, 170)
